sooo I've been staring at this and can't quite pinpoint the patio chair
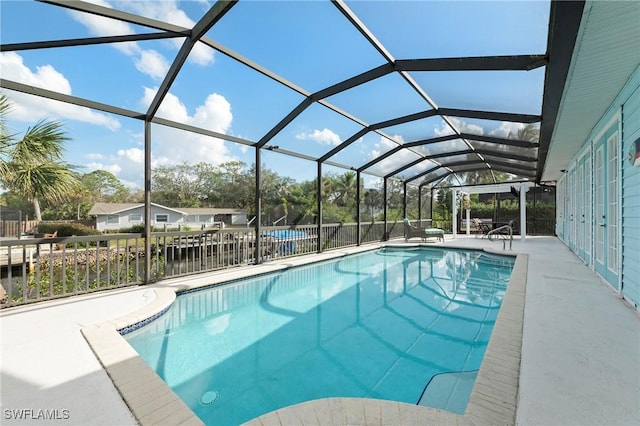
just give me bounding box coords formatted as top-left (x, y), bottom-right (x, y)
top-left (472, 218), bottom-right (491, 238)
top-left (403, 219), bottom-right (444, 243)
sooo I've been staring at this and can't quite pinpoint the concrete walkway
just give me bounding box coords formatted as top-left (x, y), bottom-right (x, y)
top-left (446, 236), bottom-right (640, 425)
top-left (1, 236), bottom-right (638, 425)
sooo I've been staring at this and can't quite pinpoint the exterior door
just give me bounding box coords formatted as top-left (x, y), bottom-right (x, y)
top-left (580, 150), bottom-right (592, 265)
top-left (594, 128), bottom-right (620, 290)
top-left (557, 176), bottom-right (563, 240)
top-left (559, 175), bottom-right (568, 241)
top-left (568, 168), bottom-right (577, 252)
top-left (576, 163), bottom-right (584, 258)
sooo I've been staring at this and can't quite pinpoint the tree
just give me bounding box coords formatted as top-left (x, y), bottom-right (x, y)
top-left (46, 170), bottom-right (130, 219)
top-left (82, 170), bottom-right (129, 203)
top-left (382, 179), bottom-right (404, 220)
top-left (363, 188), bottom-right (381, 222)
top-left (515, 123), bottom-right (540, 142)
top-left (0, 95), bottom-right (80, 221)
top-left (216, 161), bottom-right (254, 211)
top-left (0, 95), bottom-right (11, 176)
top-left (334, 172), bottom-right (357, 207)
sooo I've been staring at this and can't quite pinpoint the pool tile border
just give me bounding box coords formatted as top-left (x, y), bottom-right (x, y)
top-left (81, 243), bottom-right (527, 426)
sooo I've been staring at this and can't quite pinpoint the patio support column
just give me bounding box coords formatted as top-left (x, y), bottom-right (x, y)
top-left (254, 147), bottom-right (262, 263)
top-left (520, 183), bottom-right (527, 240)
top-left (430, 187), bottom-right (434, 220)
top-left (356, 170), bottom-right (361, 246)
top-left (402, 181), bottom-right (407, 220)
top-left (383, 178), bottom-right (388, 241)
top-left (464, 193), bottom-right (471, 235)
top-left (316, 161), bottom-right (322, 253)
top-left (452, 189), bottom-right (458, 238)
top-left (143, 120), bottom-right (151, 285)
top-left (418, 186), bottom-right (422, 224)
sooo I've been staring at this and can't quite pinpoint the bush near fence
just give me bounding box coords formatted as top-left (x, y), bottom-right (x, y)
top-left (36, 222), bottom-right (101, 237)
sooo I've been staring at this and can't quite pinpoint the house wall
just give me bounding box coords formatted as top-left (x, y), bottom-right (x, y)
top-left (556, 66), bottom-right (640, 308)
top-left (96, 206), bottom-right (184, 231)
top-left (230, 214), bottom-right (248, 226)
top-left (96, 206), bottom-right (248, 231)
top-left (621, 71), bottom-right (640, 307)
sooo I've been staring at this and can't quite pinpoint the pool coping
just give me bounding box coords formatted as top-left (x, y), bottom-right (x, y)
top-left (81, 243), bottom-right (527, 426)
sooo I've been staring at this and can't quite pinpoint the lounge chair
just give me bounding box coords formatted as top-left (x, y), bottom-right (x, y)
top-left (472, 218), bottom-right (491, 238)
top-left (403, 219), bottom-right (444, 243)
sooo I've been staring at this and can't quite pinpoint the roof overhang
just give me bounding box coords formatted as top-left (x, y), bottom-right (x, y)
top-left (541, 0), bottom-right (640, 182)
top-left (458, 182), bottom-right (535, 195)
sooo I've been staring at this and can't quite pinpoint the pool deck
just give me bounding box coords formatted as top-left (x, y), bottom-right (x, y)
top-left (1, 236), bottom-right (638, 425)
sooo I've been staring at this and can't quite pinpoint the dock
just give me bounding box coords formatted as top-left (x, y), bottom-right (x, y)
top-left (0, 247), bottom-right (36, 269)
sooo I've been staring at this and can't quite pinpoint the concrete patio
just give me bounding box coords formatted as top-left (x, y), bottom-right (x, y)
top-left (1, 236), bottom-right (638, 425)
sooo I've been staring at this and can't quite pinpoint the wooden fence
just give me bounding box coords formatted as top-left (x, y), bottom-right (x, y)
top-left (0, 220), bottom-right (39, 238)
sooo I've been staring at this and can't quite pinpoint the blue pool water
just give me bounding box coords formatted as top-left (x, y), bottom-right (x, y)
top-left (124, 247), bottom-right (514, 425)
top-left (262, 229), bottom-right (308, 253)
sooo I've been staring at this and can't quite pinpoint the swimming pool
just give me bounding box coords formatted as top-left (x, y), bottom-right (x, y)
top-left (262, 229), bottom-right (309, 254)
top-left (123, 247), bottom-right (514, 425)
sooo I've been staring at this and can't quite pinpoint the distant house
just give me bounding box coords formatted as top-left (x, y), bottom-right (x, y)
top-left (88, 202), bottom-right (248, 232)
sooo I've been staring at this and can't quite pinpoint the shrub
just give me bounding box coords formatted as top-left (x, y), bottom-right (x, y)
top-left (112, 224), bottom-right (146, 234)
top-left (112, 224), bottom-right (171, 233)
top-left (37, 222), bottom-right (101, 237)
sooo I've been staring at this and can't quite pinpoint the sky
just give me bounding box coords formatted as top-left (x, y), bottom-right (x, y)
top-left (0, 0), bottom-right (550, 189)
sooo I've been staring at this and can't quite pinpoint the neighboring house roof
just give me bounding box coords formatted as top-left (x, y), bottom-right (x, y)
top-left (88, 203), bottom-right (142, 215)
top-left (181, 208), bottom-right (247, 215)
top-left (88, 203), bottom-right (246, 216)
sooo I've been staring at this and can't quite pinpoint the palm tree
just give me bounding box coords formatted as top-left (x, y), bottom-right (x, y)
top-left (335, 172), bottom-right (357, 207)
top-left (516, 123), bottom-right (540, 142)
top-left (0, 95), bottom-right (12, 180)
top-left (363, 188), bottom-right (381, 222)
top-left (0, 94), bottom-right (79, 221)
top-left (464, 170), bottom-right (495, 185)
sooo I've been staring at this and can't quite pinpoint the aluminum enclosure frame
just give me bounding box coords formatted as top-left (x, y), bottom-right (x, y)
top-left (0, 0), bottom-right (585, 281)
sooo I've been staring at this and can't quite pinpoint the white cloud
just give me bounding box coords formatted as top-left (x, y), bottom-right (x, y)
top-left (118, 148), bottom-right (145, 164)
top-left (69, 0), bottom-right (140, 54)
top-left (135, 50), bottom-right (170, 80)
top-left (146, 88), bottom-right (234, 164)
top-left (86, 162), bottom-right (122, 176)
top-left (193, 93), bottom-right (233, 130)
top-left (295, 128), bottom-right (341, 146)
top-left (1, 52), bottom-right (71, 94)
top-left (365, 134), bottom-right (433, 177)
top-left (0, 52), bottom-right (121, 130)
top-left (82, 86), bottom-right (235, 188)
top-left (435, 117), bottom-right (483, 136)
top-left (119, 0), bottom-right (215, 65)
top-left (189, 43), bottom-right (215, 66)
top-left (362, 174), bottom-right (382, 189)
top-left (85, 148), bottom-right (144, 189)
top-left (86, 153), bottom-right (105, 161)
top-left (117, 0), bottom-right (194, 27)
top-left (489, 122), bottom-right (525, 138)
top-left (369, 135), bottom-right (402, 159)
top-left (68, 0), bottom-right (214, 81)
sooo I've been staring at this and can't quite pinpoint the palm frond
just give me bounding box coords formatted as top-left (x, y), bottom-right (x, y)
top-left (9, 162), bottom-right (80, 203)
top-left (0, 94), bottom-right (14, 156)
top-left (12, 120), bottom-right (70, 162)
